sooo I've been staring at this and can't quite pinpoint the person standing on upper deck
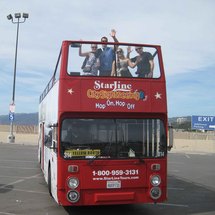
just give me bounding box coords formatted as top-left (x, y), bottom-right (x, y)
top-left (79, 44), bottom-right (100, 76)
top-left (111, 48), bottom-right (139, 77)
top-left (98, 29), bottom-right (119, 76)
top-left (127, 46), bottom-right (154, 78)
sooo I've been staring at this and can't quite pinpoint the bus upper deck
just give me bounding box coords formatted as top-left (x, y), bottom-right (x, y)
top-left (39, 41), bottom-right (167, 115)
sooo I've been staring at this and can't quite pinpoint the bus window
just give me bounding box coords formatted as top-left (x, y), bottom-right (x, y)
top-left (60, 118), bottom-right (166, 159)
top-left (67, 43), bottom-right (161, 79)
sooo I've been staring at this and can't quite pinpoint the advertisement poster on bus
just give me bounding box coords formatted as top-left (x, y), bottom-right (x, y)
top-left (64, 79), bottom-right (166, 113)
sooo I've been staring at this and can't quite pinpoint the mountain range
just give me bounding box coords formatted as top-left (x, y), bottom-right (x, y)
top-left (0, 113), bottom-right (190, 127)
top-left (0, 113), bottom-right (38, 125)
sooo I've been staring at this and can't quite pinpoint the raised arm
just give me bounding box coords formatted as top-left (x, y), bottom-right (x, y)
top-left (110, 29), bottom-right (119, 43)
top-left (126, 46), bottom-right (132, 58)
top-left (127, 57), bottom-right (140, 68)
top-left (110, 29), bottom-right (119, 50)
top-left (111, 60), bottom-right (117, 76)
top-left (79, 45), bottom-right (89, 57)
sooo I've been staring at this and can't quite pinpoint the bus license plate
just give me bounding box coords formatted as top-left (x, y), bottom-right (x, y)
top-left (107, 180), bottom-right (121, 189)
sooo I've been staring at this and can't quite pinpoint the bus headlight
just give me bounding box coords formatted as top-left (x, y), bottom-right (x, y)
top-left (67, 177), bottom-right (79, 189)
top-left (150, 187), bottom-right (161, 200)
top-left (150, 175), bottom-right (161, 186)
top-left (67, 190), bottom-right (80, 203)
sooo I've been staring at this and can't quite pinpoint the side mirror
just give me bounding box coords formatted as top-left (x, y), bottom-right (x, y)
top-left (168, 125), bottom-right (174, 151)
top-left (50, 140), bottom-right (58, 152)
top-left (47, 123), bottom-right (58, 128)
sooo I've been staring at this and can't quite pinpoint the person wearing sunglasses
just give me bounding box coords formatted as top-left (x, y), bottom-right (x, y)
top-left (79, 44), bottom-right (100, 76)
top-left (127, 46), bottom-right (154, 78)
top-left (111, 48), bottom-right (139, 77)
top-left (98, 29), bottom-right (119, 76)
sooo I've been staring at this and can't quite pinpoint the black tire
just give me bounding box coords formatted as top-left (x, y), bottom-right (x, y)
top-left (39, 149), bottom-right (41, 165)
top-left (48, 165), bottom-right (52, 197)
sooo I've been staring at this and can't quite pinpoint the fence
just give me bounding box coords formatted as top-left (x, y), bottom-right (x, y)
top-left (174, 130), bottom-right (215, 140)
top-left (0, 125), bottom-right (214, 153)
top-left (0, 125), bottom-right (38, 134)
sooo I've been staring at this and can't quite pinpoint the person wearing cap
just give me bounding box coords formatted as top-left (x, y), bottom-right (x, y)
top-left (127, 46), bottom-right (154, 78)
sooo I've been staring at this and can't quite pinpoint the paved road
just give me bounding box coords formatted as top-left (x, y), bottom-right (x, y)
top-left (0, 143), bottom-right (214, 215)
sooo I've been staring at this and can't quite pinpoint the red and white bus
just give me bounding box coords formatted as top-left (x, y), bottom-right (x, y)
top-left (38, 40), bottom-right (173, 206)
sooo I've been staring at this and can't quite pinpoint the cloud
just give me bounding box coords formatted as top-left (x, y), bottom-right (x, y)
top-left (0, 0), bottom-right (215, 116)
top-left (167, 65), bottom-right (215, 117)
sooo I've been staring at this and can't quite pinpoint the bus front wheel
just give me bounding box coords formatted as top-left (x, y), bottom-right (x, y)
top-left (48, 165), bottom-right (52, 197)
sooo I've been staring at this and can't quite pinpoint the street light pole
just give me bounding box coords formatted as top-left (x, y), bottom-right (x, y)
top-left (7, 13), bottom-right (29, 143)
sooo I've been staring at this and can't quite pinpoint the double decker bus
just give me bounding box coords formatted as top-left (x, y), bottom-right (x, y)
top-left (38, 40), bottom-right (173, 206)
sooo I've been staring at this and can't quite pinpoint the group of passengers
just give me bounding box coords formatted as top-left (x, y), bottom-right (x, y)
top-left (79, 29), bottom-right (154, 78)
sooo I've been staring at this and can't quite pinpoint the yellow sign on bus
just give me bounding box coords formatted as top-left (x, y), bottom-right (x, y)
top-left (64, 149), bottom-right (101, 157)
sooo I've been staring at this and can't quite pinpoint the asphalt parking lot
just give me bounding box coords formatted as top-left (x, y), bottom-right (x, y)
top-left (0, 143), bottom-right (215, 215)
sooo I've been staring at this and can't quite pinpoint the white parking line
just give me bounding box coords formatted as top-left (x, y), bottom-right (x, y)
top-left (159, 203), bottom-right (189, 208)
top-left (0, 173), bottom-right (47, 195)
top-left (0, 175), bottom-right (42, 179)
top-left (0, 212), bottom-right (17, 215)
top-left (168, 187), bottom-right (184, 191)
top-left (0, 159), bottom-right (35, 163)
top-left (0, 165), bottom-right (38, 170)
top-left (1, 187), bottom-right (48, 195)
top-left (0, 173), bottom-right (42, 189)
top-left (169, 169), bottom-right (180, 173)
top-left (185, 154), bottom-right (190, 159)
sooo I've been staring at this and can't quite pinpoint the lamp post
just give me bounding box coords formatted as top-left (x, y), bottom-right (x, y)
top-left (7, 13), bottom-right (29, 143)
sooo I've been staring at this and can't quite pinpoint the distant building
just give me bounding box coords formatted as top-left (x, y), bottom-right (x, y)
top-left (177, 117), bottom-right (188, 124)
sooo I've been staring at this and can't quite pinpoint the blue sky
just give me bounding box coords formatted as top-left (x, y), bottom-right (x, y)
top-left (0, 0), bottom-right (215, 117)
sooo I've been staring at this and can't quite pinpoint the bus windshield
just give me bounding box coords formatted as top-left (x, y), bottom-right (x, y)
top-left (60, 118), bottom-right (166, 159)
top-left (68, 42), bottom-right (161, 78)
